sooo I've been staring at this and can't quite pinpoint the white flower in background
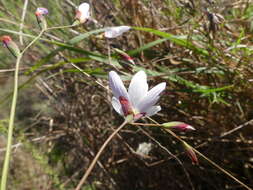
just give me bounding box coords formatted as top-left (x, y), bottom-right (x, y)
top-left (109, 70), bottom-right (166, 120)
top-left (75, 3), bottom-right (90, 23)
top-left (105, 26), bottom-right (131, 38)
top-left (136, 142), bottom-right (152, 156)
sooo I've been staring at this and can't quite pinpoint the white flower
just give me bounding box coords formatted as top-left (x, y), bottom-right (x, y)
top-left (76, 3), bottom-right (90, 23)
top-left (109, 70), bottom-right (166, 120)
top-left (105, 26), bottom-right (131, 38)
top-left (136, 142), bottom-right (152, 156)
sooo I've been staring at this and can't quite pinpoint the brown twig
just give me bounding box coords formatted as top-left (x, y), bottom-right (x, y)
top-left (75, 120), bottom-right (128, 190)
top-left (145, 118), bottom-right (252, 190)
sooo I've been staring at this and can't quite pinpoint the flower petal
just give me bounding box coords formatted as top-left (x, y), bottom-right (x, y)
top-left (77, 3), bottom-right (90, 22)
top-left (111, 97), bottom-right (123, 115)
top-left (105, 26), bottom-right (131, 38)
top-left (128, 70), bottom-right (148, 107)
top-left (137, 82), bottom-right (166, 112)
top-left (36, 7), bottom-right (48, 15)
top-left (145, 106), bottom-right (161, 116)
top-left (109, 71), bottom-right (129, 99)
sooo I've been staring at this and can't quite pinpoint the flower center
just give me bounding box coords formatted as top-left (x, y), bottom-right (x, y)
top-left (119, 96), bottom-right (133, 116)
top-left (119, 96), bottom-right (146, 120)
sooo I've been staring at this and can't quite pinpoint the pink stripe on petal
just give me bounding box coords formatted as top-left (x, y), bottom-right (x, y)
top-left (119, 96), bottom-right (133, 116)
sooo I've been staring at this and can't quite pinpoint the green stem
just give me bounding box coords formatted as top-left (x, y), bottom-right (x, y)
top-left (1, 29), bottom-right (46, 190)
top-left (47, 24), bottom-right (77, 31)
top-left (21, 30), bottom-right (45, 54)
top-left (0, 55), bottom-right (21, 190)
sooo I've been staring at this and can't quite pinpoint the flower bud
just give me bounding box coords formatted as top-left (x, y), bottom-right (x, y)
top-left (162, 121), bottom-right (195, 131)
top-left (75, 3), bottom-right (90, 24)
top-left (35, 7), bottom-right (48, 30)
top-left (183, 142), bottom-right (199, 165)
top-left (104, 26), bottom-right (131, 38)
top-left (114, 48), bottom-right (135, 65)
top-left (1, 36), bottom-right (20, 57)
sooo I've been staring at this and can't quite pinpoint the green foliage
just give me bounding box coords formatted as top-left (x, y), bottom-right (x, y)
top-left (0, 120), bottom-right (8, 135)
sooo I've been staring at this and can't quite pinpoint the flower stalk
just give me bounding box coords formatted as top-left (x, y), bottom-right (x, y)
top-left (35, 8), bottom-right (48, 30)
top-left (0, 27), bottom-right (46, 190)
top-left (75, 119), bottom-right (129, 190)
top-left (0, 54), bottom-right (21, 190)
top-left (147, 117), bottom-right (252, 190)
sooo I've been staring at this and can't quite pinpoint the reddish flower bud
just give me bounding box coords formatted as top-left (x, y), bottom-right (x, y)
top-left (1, 35), bottom-right (20, 57)
top-left (35, 8), bottom-right (48, 30)
top-left (183, 142), bottom-right (199, 165)
top-left (1, 35), bottom-right (12, 46)
top-left (162, 121), bottom-right (195, 131)
top-left (114, 48), bottom-right (135, 65)
top-left (35, 7), bottom-right (48, 16)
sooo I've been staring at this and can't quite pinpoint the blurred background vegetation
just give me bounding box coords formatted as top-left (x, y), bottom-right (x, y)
top-left (0, 0), bottom-right (253, 189)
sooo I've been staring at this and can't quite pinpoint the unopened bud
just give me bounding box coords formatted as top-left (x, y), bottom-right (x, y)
top-left (1, 35), bottom-right (20, 57)
top-left (162, 121), bottom-right (195, 131)
top-left (104, 26), bottom-right (131, 38)
top-left (183, 142), bottom-right (199, 165)
top-left (75, 3), bottom-right (90, 24)
top-left (114, 48), bottom-right (135, 65)
top-left (35, 7), bottom-right (48, 30)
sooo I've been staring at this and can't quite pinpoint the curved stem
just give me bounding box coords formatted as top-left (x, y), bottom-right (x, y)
top-left (21, 29), bottom-right (45, 54)
top-left (145, 117), bottom-right (252, 190)
top-left (75, 120), bottom-right (128, 190)
top-left (0, 55), bottom-right (21, 190)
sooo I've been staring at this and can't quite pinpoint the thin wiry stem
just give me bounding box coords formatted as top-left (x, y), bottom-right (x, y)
top-left (19, 0), bottom-right (28, 45)
top-left (21, 29), bottom-right (45, 54)
top-left (138, 127), bottom-right (195, 190)
top-left (146, 117), bottom-right (252, 190)
top-left (70, 63), bottom-right (107, 89)
top-left (47, 24), bottom-right (78, 31)
top-left (75, 120), bottom-right (128, 190)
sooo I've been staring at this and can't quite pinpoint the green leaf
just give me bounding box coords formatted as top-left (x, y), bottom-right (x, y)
top-left (127, 38), bottom-right (168, 55)
top-left (133, 26), bottom-right (209, 56)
